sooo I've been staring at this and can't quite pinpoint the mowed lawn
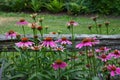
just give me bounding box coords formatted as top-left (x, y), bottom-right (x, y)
top-left (0, 12), bottom-right (120, 35)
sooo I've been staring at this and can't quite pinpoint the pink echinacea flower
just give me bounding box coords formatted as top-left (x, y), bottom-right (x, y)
top-left (98, 54), bottom-right (111, 62)
top-left (67, 20), bottom-right (78, 26)
top-left (15, 37), bottom-right (34, 48)
top-left (52, 60), bottom-right (67, 70)
top-left (5, 30), bottom-right (17, 39)
top-left (16, 19), bottom-right (29, 26)
top-left (108, 49), bottom-right (120, 59)
top-left (76, 38), bottom-right (92, 49)
top-left (95, 46), bottom-right (111, 53)
top-left (107, 64), bottom-right (120, 76)
top-left (41, 37), bottom-right (57, 48)
top-left (55, 37), bottom-right (72, 45)
top-left (90, 37), bottom-right (100, 45)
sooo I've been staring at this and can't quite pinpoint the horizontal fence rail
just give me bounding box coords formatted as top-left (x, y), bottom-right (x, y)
top-left (0, 34), bottom-right (120, 52)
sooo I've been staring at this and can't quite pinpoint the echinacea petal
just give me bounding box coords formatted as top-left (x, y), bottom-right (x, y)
top-left (59, 62), bottom-right (67, 69)
top-left (116, 68), bottom-right (120, 74)
top-left (110, 71), bottom-right (115, 76)
top-left (76, 44), bottom-right (83, 49)
top-left (52, 63), bottom-right (59, 70)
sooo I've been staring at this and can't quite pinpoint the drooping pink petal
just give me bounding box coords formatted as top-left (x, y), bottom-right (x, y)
top-left (59, 62), bottom-right (67, 69)
top-left (52, 63), bottom-right (59, 70)
top-left (16, 21), bottom-right (29, 26)
top-left (110, 71), bottom-right (115, 76)
top-left (116, 68), bottom-right (120, 74)
top-left (55, 37), bottom-right (72, 45)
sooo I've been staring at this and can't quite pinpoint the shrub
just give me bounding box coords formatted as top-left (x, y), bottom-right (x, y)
top-left (0, 0), bottom-right (120, 15)
top-left (65, 0), bottom-right (88, 15)
top-left (30, 0), bottom-right (42, 12)
top-left (45, 0), bottom-right (64, 13)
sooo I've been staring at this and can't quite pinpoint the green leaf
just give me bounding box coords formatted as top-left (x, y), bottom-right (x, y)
top-left (92, 76), bottom-right (100, 80)
top-left (29, 72), bottom-right (51, 80)
top-left (60, 69), bottom-right (84, 78)
top-left (14, 46), bottom-right (21, 52)
top-left (10, 74), bottom-right (24, 79)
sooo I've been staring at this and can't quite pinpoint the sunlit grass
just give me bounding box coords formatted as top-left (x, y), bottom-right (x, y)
top-left (0, 12), bottom-right (120, 34)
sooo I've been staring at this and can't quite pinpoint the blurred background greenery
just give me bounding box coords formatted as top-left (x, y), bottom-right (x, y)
top-left (0, 0), bottom-right (120, 15)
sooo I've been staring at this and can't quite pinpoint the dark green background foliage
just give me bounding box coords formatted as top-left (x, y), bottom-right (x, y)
top-left (0, 0), bottom-right (120, 15)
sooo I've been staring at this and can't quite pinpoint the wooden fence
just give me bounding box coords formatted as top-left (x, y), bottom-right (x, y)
top-left (0, 34), bottom-right (120, 52)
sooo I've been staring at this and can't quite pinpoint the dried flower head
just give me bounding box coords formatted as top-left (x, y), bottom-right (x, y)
top-left (31, 45), bottom-right (42, 51)
top-left (45, 26), bottom-right (48, 29)
top-left (34, 35), bottom-right (38, 39)
top-left (105, 21), bottom-right (110, 26)
top-left (30, 13), bottom-right (37, 19)
top-left (38, 17), bottom-right (44, 22)
top-left (88, 25), bottom-right (92, 30)
top-left (16, 34), bottom-right (21, 39)
top-left (98, 24), bottom-right (102, 27)
top-left (86, 64), bottom-right (91, 68)
top-left (88, 51), bottom-right (94, 58)
top-left (37, 26), bottom-right (43, 31)
top-left (91, 16), bottom-right (98, 21)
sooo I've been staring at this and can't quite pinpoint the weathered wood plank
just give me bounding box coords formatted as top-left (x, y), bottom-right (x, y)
top-left (0, 34), bottom-right (120, 52)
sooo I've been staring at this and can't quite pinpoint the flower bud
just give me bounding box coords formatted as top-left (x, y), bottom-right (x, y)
top-left (38, 17), bottom-right (44, 22)
top-left (105, 21), bottom-right (110, 26)
top-left (37, 26), bottom-right (43, 31)
top-left (91, 16), bottom-right (98, 21)
top-left (30, 13), bottom-right (37, 20)
top-left (88, 25), bottom-right (92, 30)
top-left (98, 24), bottom-right (102, 28)
top-left (34, 35), bottom-right (38, 39)
top-left (86, 64), bottom-right (91, 68)
top-left (102, 66), bottom-right (107, 72)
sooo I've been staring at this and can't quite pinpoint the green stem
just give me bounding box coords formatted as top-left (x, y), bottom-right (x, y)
top-left (58, 68), bottom-right (61, 80)
top-left (71, 25), bottom-right (76, 69)
top-left (22, 26), bottom-right (26, 37)
top-left (85, 47), bottom-right (89, 64)
top-left (92, 47), bottom-right (97, 76)
top-left (99, 27), bottom-right (102, 34)
top-left (106, 26), bottom-right (109, 35)
top-left (39, 31), bottom-right (43, 39)
top-left (20, 52), bottom-right (24, 71)
top-left (90, 30), bottom-right (92, 34)
top-left (36, 51), bottom-right (38, 75)
top-left (71, 25), bottom-right (74, 41)
top-left (95, 21), bottom-right (98, 34)
top-left (11, 37), bottom-right (15, 64)
top-left (59, 52), bottom-right (62, 59)
top-left (85, 47), bottom-right (90, 78)
top-left (40, 22), bottom-right (42, 26)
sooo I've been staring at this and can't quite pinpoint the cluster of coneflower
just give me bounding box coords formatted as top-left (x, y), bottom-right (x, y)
top-left (4, 14), bottom-right (120, 79)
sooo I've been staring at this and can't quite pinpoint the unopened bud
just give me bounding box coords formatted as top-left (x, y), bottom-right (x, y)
top-left (105, 21), bottom-right (110, 26)
top-left (98, 24), bottom-right (102, 28)
top-left (88, 25), bottom-right (92, 30)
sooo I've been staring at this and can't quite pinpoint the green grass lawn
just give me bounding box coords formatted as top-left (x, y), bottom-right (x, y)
top-left (0, 12), bottom-right (120, 35)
